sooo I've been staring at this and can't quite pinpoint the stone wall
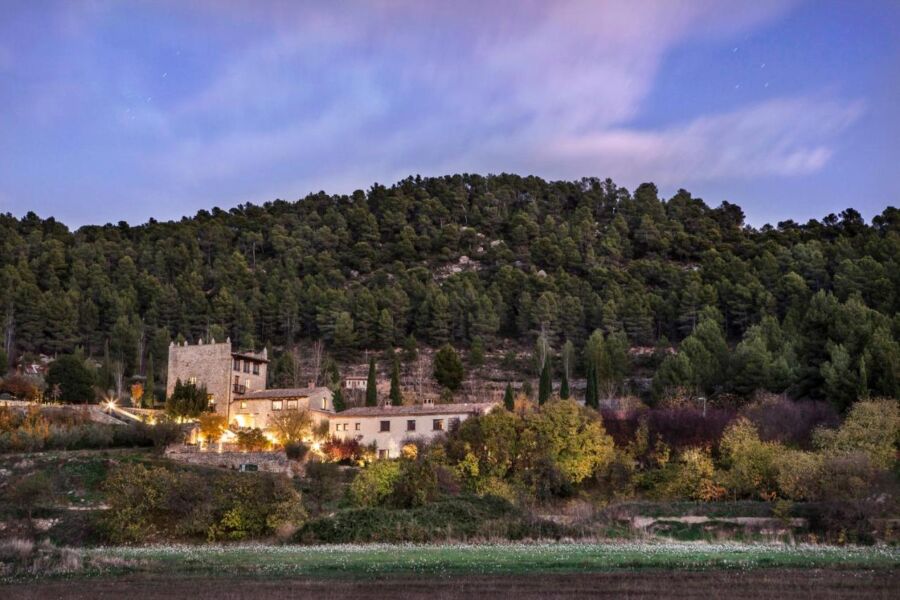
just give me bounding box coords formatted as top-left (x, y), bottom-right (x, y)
top-left (164, 444), bottom-right (299, 475)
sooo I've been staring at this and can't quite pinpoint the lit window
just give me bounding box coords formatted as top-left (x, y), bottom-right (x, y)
top-left (208, 394), bottom-right (215, 406)
top-left (189, 377), bottom-right (197, 385)
top-left (287, 399), bottom-right (298, 410)
top-left (407, 420), bottom-right (416, 432)
top-left (240, 401), bottom-right (247, 409)
top-left (272, 400), bottom-right (283, 411)
top-left (433, 419), bottom-right (444, 431)
top-left (380, 420), bottom-right (390, 432)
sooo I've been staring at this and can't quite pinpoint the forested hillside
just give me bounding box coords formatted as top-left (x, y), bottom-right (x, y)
top-left (2, 174), bottom-right (898, 408)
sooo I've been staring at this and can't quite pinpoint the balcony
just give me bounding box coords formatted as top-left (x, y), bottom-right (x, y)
top-left (233, 383), bottom-right (247, 394)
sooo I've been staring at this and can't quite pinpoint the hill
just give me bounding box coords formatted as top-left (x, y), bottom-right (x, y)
top-left (1, 174), bottom-right (898, 407)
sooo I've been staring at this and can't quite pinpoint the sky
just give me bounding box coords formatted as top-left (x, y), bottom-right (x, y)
top-left (1, 0), bottom-right (898, 228)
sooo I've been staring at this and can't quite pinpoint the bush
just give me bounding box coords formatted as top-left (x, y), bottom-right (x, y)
top-left (284, 441), bottom-right (308, 461)
top-left (322, 436), bottom-right (364, 463)
top-left (719, 418), bottom-right (784, 500)
top-left (236, 428), bottom-right (270, 452)
top-left (102, 463), bottom-right (307, 543)
top-left (813, 398), bottom-right (899, 469)
top-left (302, 461), bottom-right (345, 515)
top-left (297, 495), bottom-right (563, 544)
top-left (743, 396), bottom-right (838, 447)
top-left (348, 460), bottom-right (401, 507)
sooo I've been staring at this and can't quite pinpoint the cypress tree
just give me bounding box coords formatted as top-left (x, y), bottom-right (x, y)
top-left (538, 357), bottom-right (552, 405)
top-left (559, 366), bottom-right (570, 399)
top-left (585, 362), bottom-right (599, 409)
top-left (389, 356), bottom-right (402, 406)
top-left (144, 354), bottom-right (156, 406)
top-left (365, 356), bottom-right (378, 406)
top-left (332, 386), bottom-right (346, 412)
top-left (503, 382), bottom-right (515, 411)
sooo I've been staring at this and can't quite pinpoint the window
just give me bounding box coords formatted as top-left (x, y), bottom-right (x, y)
top-left (208, 394), bottom-right (215, 407)
top-left (272, 400), bottom-right (283, 411)
top-left (380, 420), bottom-right (390, 432)
top-left (335, 423), bottom-right (341, 431)
top-left (240, 401), bottom-right (247, 409)
top-left (322, 399), bottom-right (327, 410)
top-left (433, 419), bottom-right (444, 431)
top-left (449, 417), bottom-right (461, 432)
top-left (378, 449), bottom-right (388, 459)
top-left (355, 422), bottom-right (360, 431)
top-left (286, 399), bottom-right (298, 410)
top-left (189, 376), bottom-right (197, 385)
top-left (407, 419), bottom-right (416, 432)
top-left (243, 361), bottom-right (250, 373)
top-left (252, 362), bottom-right (260, 375)
top-left (233, 359), bottom-right (240, 371)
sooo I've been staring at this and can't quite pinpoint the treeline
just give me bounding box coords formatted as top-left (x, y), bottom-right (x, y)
top-left (1, 174), bottom-right (898, 407)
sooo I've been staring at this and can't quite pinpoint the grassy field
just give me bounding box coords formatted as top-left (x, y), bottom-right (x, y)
top-left (3, 542), bottom-right (899, 599)
top-left (56, 542), bottom-right (900, 579)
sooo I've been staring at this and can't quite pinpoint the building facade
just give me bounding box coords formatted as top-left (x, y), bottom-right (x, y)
top-left (330, 402), bottom-right (499, 458)
top-left (166, 340), bottom-right (332, 427)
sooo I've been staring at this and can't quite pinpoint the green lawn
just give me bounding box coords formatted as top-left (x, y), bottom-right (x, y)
top-left (79, 542), bottom-right (900, 579)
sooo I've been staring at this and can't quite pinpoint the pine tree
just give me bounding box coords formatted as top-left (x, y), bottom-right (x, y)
top-left (389, 356), bottom-right (402, 406)
top-left (503, 382), bottom-right (515, 411)
top-left (538, 356), bottom-right (552, 404)
top-left (365, 356), bottom-right (378, 406)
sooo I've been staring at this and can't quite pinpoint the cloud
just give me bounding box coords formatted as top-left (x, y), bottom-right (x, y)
top-left (529, 97), bottom-right (865, 184)
top-left (2, 0), bottom-right (866, 224)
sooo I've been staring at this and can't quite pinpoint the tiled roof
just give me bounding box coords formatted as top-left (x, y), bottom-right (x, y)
top-left (232, 351), bottom-right (269, 363)
top-left (237, 387), bottom-right (331, 400)
top-left (335, 402), bottom-right (499, 418)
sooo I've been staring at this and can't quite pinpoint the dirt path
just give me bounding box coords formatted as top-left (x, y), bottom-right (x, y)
top-left (4, 569), bottom-right (898, 599)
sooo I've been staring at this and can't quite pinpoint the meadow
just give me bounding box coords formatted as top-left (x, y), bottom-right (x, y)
top-left (36, 541), bottom-right (900, 579)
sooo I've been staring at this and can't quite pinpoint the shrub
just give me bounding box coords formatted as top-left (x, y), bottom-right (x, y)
top-left (146, 420), bottom-right (184, 452)
top-left (236, 428), bottom-right (270, 452)
top-left (284, 441), bottom-right (309, 461)
top-left (197, 413), bottom-right (228, 444)
top-left (743, 395), bottom-right (838, 447)
top-left (302, 461), bottom-right (345, 515)
top-left (5, 472), bottom-right (54, 520)
top-left (0, 374), bottom-right (41, 401)
top-left (774, 449), bottom-right (823, 501)
top-left (102, 463), bottom-right (307, 543)
top-left (297, 495), bottom-right (561, 544)
top-left (813, 398), bottom-right (899, 469)
top-left (390, 459), bottom-right (439, 508)
top-left (322, 436), bottom-right (364, 463)
top-left (719, 418), bottom-right (784, 500)
top-left (348, 460), bottom-right (401, 507)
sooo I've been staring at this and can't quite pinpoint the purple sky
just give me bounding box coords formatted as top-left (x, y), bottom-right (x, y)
top-left (1, 0), bottom-right (898, 227)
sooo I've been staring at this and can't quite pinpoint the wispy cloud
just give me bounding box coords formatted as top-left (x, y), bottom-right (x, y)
top-left (0, 0), bottom-right (871, 224)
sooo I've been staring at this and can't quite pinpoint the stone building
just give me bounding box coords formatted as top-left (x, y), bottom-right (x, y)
top-left (329, 401), bottom-right (499, 458)
top-left (166, 339), bottom-right (332, 427)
